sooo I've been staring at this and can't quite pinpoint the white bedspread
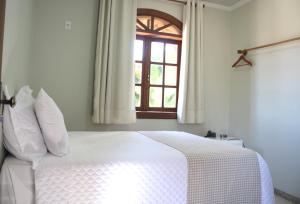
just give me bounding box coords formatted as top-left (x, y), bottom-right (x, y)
top-left (1, 131), bottom-right (275, 204)
top-left (34, 132), bottom-right (188, 204)
top-left (140, 131), bottom-right (275, 204)
top-left (0, 157), bottom-right (34, 204)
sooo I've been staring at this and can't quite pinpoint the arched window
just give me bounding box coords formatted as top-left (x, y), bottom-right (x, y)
top-left (134, 9), bottom-right (182, 119)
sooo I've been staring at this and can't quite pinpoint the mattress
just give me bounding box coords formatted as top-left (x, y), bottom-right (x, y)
top-left (0, 131), bottom-right (275, 204)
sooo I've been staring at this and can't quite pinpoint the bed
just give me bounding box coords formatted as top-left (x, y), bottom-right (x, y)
top-left (0, 131), bottom-right (275, 204)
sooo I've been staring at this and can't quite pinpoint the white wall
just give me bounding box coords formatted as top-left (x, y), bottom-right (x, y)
top-left (1, 0), bottom-right (35, 165)
top-left (30, 0), bottom-right (99, 131)
top-left (229, 0), bottom-right (300, 197)
top-left (1, 0), bottom-right (34, 94)
top-left (29, 0), bottom-right (232, 136)
top-left (203, 6), bottom-right (231, 136)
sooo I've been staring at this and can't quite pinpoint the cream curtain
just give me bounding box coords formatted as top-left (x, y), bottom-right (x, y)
top-left (92, 0), bottom-right (137, 124)
top-left (177, 0), bottom-right (205, 124)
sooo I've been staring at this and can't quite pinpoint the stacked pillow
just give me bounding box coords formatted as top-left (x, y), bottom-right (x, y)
top-left (3, 86), bottom-right (69, 163)
top-left (35, 89), bottom-right (69, 156)
top-left (3, 86), bottom-right (47, 162)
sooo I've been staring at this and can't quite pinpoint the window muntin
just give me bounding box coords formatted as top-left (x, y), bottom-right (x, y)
top-left (134, 38), bottom-right (181, 113)
top-left (135, 10), bottom-right (182, 119)
top-left (136, 12), bottom-right (182, 41)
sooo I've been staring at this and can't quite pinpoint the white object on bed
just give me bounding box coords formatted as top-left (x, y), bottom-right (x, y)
top-left (3, 86), bottom-right (47, 163)
top-left (35, 89), bottom-right (68, 156)
top-left (140, 131), bottom-right (275, 204)
top-left (0, 131), bottom-right (275, 204)
top-left (257, 153), bottom-right (276, 204)
top-left (34, 132), bottom-right (187, 204)
top-left (0, 156), bottom-right (34, 204)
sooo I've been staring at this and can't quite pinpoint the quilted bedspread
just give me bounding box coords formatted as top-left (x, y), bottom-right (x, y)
top-left (34, 132), bottom-right (187, 204)
top-left (34, 131), bottom-right (274, 204)
top-left (140, 131), bottom-right (264, 204)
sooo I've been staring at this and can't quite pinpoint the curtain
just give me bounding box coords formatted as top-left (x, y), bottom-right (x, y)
top-left (92, 0), bottom-right (137, 124)
top-left (177, 0), bottom-right (205, 124)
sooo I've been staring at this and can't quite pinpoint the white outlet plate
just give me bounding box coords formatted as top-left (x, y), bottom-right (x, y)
top-left (65, 20), bottom-right (72, 30)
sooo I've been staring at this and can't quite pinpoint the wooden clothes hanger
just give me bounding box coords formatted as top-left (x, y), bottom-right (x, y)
top-left (233, 36), bottom-right (300, 68)
top-left (232, 51), bottom-right (253, 68)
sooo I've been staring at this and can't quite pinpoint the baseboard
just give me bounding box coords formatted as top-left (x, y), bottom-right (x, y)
top-left (275, 188), bottom-right (300, 204)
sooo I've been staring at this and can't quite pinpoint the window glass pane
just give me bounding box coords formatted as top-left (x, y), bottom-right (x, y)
top-left (149, 87), bottom-right (162, 107)
top-left (135, 63), bottom-right (142, 84)
top-left (134, 40), bottom-right (143, 61)
top-left (136, 24), bottom-right (143, 30)
top-left (153, 17), bottom-right (169, 30)
top-left (150, 64), bottom-right (163, 85)
top-left (135, 86), bottom-right (141, 107)
top-left (137, 16), bottom-right (151, 29)
top-left (164, 88), bottom-right (176, 108)
top-left (165, 44), bottom-right (178, 64)
top-left (160, 25), bottom-right (181, 35)
top-left (165, 66), bottom-right (177, 86)
top-left (151, 42), bottom-right (164, 63)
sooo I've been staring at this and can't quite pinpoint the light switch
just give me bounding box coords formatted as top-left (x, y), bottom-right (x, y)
top-left (65, 20), bottom-right (72, 30)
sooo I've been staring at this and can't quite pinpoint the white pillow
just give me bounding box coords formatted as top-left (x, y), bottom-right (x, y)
top-left (3, 86), bottom-right (47, 162)
top-left (35, 89), bottom-right (68, 156)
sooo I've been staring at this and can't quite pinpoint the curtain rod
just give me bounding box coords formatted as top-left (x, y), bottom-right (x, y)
top-left (167, 0), bottom-right (206, 7)
top-left (238, 36), bottom-right (300, 54)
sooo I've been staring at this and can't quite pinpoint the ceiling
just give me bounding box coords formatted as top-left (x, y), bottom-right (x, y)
top-left (204, 0), bottom-right (241, 7)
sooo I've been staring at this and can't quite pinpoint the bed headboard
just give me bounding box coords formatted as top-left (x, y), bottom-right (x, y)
top-left (0, 96), bottom-right (14, 168)
top-left (0, 121), bottom-right (5, 167)
top-left (0, 87), bottom-right (11, 168)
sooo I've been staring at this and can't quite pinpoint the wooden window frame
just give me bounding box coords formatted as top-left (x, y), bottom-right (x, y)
top-left (135, 9), bottom-right (182, 119)
top-left (136, 9), bottom-right (182, 41)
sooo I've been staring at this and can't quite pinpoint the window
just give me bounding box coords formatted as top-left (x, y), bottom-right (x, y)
top-left (134, 9), bottom-right (182, 119)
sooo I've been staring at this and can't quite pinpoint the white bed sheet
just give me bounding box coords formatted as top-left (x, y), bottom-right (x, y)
top-left (34, 131), bottom-right (188, 204)
top-left (0, 156), bottom-right (34, 204)
top-left (140, 131), bottom-right (275, 204)
top-left (0, 131), bottom-right (274, 204)
top-left (1, 131), bottom-right (188, 204)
